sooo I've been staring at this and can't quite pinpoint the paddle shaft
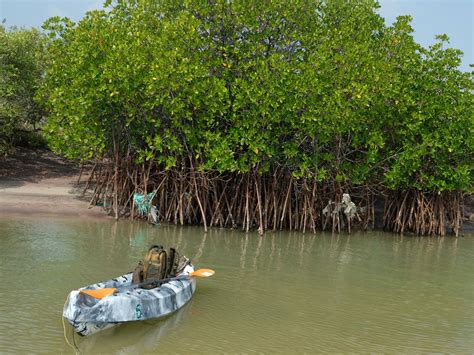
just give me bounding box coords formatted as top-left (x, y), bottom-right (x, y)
top-left (121, 274), bottom-right (189, 292)
top-left (114, 268), bottom-right (214, 291)
top-left (79, 268), bottom-right (215, 299)
top-left (79, 275), bottom-right (188, 299)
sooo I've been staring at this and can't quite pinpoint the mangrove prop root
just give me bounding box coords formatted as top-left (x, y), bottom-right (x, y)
top-left (383, 189), bottom-right (463, 236)
top-left (82, 160), bottom-right (463, 236)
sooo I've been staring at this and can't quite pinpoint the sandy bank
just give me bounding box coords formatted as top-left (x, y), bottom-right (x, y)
top-left (0, 148), bottom-right (106, 218)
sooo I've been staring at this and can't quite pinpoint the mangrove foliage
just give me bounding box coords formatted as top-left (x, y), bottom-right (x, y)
top-left (39, 0), bottom-right (473, 235)
top-left (0, 25), bottom-right (48, 154)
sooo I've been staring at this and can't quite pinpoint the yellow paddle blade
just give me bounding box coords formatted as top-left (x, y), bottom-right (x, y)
top-left (80, 288), bottom-right (117, 299)
top-left (189, 268), bottom-right (215, 277)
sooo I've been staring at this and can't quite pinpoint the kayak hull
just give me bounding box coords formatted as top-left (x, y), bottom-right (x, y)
top-left (63, 267), bottom-right (196, 336)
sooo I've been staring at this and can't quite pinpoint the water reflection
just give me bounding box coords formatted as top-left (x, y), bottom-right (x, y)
top-left (192, 233), bottom-right (207, 264)
top-left (71, 300), bottom-right (194, 354)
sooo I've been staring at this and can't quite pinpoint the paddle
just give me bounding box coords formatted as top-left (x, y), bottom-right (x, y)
top-left (80, 268), bottom-right (215, 300)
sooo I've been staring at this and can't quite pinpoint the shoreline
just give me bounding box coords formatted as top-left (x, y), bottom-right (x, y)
top-left (1, 147), bottom-right (472, 234)
top-left (0, 147), bottom-right (106, 219)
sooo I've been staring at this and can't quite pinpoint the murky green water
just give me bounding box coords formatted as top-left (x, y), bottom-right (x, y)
top-left (0, 217), bottom-right (473, 353)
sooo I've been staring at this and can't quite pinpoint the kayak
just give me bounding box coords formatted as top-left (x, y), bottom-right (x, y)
top-left (63, 265), bottom-right (196, 336)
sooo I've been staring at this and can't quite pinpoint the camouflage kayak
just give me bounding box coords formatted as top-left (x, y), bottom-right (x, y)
top-left (63, 265), bottom-right (196, 336)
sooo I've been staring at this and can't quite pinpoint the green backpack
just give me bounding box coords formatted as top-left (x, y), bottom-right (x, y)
top-left (132, 245), bottom-right (189, 288)
top-left (132, 245), bottom-right (166, 288)
top-left (143, 245), bottom-right (168, 282)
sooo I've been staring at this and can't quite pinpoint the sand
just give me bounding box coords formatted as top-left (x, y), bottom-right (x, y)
top-left (0, 148), bottom-right (106, 218)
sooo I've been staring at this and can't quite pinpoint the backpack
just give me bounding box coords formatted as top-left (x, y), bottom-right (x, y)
top-left (143, 245), bottom-right (168, 281)
top-left (132, 245), bottom-right (166, 288)
top-left (132, 245), bottom-right (190, 288)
